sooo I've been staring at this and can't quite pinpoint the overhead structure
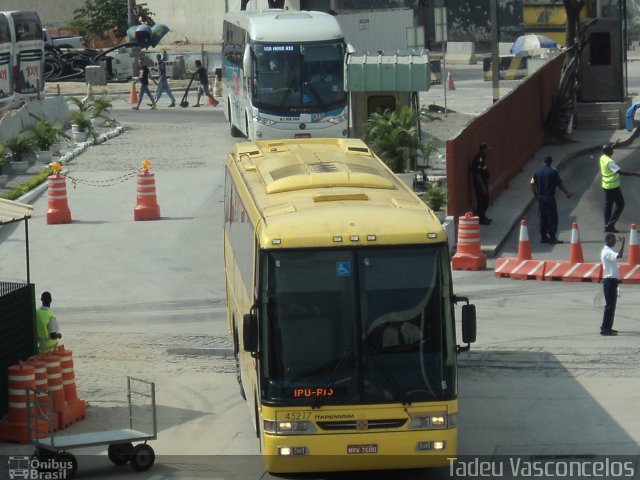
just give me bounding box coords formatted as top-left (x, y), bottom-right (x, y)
top-left (345, 50), bottom-right (431, 139)
top-left (0, 198), bottom-right (34, 283)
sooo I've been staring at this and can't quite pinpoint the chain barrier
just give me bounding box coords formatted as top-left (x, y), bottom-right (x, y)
top-left (63, 170), bottom-right (140, 189)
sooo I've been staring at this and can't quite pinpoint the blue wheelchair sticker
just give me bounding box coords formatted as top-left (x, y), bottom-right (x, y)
top-left (336, 262), bottom-right (351, 277)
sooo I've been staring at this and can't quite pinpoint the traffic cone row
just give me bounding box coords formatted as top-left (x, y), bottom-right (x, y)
top-left (0, 345), bottom-right (86, 444)
top-left (495, 221), bottom-right (640, 283)
top-left (45, 161), bottom-right (162, 224)
top-left (0, 363), bottom-right (49, 443)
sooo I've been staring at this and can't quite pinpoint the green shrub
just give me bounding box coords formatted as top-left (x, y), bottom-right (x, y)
top-left (0, 166), bottom-right (53, 200)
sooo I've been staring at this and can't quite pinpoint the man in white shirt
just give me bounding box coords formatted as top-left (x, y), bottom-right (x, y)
top-left (600, 233), bottom-right (625, 336)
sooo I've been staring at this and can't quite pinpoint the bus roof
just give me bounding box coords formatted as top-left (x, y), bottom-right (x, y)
top-left (227, 138), bottom-right (446, 248)
top-left (224, 10), bottom-right (344, 43)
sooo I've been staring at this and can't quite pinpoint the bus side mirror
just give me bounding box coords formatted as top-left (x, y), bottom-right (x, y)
top-left (461, 304), bottom-right (477, 344)
top-left (243, 313), bottom-right (258, 353)
top-left (243, 45), bottom-right (252, 79)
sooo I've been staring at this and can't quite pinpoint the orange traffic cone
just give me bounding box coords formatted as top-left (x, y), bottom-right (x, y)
top-left (46, 164), bottom-right (72, 225)
top-left (620, 224), bottom-right (640, 283)
top-left (628, 224), bottom-right (640, 265)
top-left (134, 160), bottom-right (160, 221)
top-left (517, 219), bottom-right (532, 260)
top-left (446, 72), bottom-right (456, 91)
top-left (569, 222), bottom-right (584, 264)
top-left (129, 82), bottom-right (138, 104)
top-left (207, 85), bottom-right (218, 106)
top-left (451, 212), bottom-right (487, 270)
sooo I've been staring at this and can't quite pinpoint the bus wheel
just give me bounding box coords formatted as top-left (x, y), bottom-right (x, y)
top-left (236, 352), bottom-right (246, 400)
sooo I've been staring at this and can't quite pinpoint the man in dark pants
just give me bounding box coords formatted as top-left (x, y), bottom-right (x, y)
top-left (530, 155), bottom-right (572, 244)
top-left (600, 233), bottom-right (625, 336)
top-left (470, 143), bottom-right (491, 225)
top-left (599, 143), bottom-right (640, 233)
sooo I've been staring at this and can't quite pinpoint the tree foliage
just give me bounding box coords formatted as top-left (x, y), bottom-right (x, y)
top-left (70, 0), bottom-right (155, 39)
top-left (365, 107), bottom-right (428, 173)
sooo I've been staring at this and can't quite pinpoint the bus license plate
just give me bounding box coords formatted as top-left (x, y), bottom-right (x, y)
top-left (295, 133), bottom-right (311, 139)
top-left (347, 444), bottom-right (378, 454)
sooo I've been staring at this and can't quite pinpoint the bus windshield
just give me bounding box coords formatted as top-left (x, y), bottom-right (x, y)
top-left (252, 41), bottom-right (345, 114)
top-left (11, 12), bottom-right (41, 42)
top-left (259, 246), bottom-right (457, 407)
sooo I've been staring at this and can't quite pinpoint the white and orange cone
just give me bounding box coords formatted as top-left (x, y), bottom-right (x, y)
top-left (569, 222), bottom-right (584, 264)
top-left (517, 219), bottom-right (532, 260)
top-left (627, 224), bottom-right (640, 265)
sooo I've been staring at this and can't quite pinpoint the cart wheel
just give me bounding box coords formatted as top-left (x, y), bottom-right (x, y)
top-left (108, 442), bottom-right (133, 465)
top-left (130, 443), bottom-right (155, 471)
top-left (55, 451), bottom-right (78, 479)
top-left (30, 448), bottom-right (54, 473)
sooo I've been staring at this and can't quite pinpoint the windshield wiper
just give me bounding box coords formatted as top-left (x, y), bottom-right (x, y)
top-left (312, 349), bottom-right (353, 409)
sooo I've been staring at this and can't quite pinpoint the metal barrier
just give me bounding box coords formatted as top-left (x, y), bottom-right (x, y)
top-left (0, 282), bottom-right (37, 417)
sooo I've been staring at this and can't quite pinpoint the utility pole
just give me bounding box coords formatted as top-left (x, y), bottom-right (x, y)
top-left (128, 0), bottom-right (136, 27)
top-left (490, 0), bottom-right (500, 103)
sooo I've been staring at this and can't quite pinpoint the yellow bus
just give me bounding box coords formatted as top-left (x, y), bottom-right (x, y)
top-left (223, 137), bottom-right (476, 473)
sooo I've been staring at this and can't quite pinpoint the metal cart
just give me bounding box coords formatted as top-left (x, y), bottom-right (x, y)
top-left (26, 376), bottom-right (157, 479)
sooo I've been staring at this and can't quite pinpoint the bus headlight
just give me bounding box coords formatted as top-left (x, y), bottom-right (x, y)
top-left (264, 420), bottom-right (316, 434)
top-left (416, 441), bottom-right (446, 452)
top-left (278, 446), bottom-right (307, 456)
top-left (408, 414), bottom-right (450, 429)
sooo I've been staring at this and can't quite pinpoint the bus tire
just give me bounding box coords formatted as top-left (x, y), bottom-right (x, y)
top-left (233, 326), bottom-right (246, 400)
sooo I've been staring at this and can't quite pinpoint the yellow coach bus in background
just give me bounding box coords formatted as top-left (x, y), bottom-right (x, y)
top-left (223, 138), bottom-right (476, 473)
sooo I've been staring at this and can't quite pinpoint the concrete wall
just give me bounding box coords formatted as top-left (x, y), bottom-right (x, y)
top-left (445, 53), bottom-right (564, 219)
top-left (0, 0), bottom-right (84, 27)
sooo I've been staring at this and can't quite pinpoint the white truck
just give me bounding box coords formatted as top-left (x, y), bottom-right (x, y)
top-left (42, 28), bottom-right (84, 49)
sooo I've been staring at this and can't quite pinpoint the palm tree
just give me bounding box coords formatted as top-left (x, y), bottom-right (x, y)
top-left (365, 106), bottom-right (428, 173)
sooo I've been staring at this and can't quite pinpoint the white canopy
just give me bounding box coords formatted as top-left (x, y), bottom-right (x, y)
top-left (0, 198), bottom-right (33, 226)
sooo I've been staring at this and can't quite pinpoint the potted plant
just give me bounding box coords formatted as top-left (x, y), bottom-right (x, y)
top-left (25, 120), bottom-right (61, 164)
top-left (68, 110), bottom-right (94, 143)
top-left (67, 96), bottom-right (95, 142)
top-left (91, 93), bottom-right (113, 127)
top-left (5, 135), bottom-right (34, 173)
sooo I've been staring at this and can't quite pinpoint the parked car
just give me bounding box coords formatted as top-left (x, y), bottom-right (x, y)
top-left (42, 28), bottom-right (84, 49)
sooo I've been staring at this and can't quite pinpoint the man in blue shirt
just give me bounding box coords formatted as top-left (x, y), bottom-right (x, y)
top-left (530, 155), bottom-right (572, 244)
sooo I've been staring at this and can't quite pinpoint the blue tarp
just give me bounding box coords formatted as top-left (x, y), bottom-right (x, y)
top-left (625, 102), bottom-right (640, 131)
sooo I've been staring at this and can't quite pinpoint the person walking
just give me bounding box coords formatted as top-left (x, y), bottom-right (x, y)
top-left (132, 57), bottom-right (156, 110)
top-left (599, 143), bottom-right (640, 233)
top-left (530, 155), bottom-right (572, 244)
top-left (600, 233), bottom-right (625, 336)
top-left (470, 143), bottom-right (491, 225)
top-left (189, 59), bottom-right (218, 107)
top-left (36, 291), bottom-right (62, 353)
top-left (153, 53), bottom-right (176, 107)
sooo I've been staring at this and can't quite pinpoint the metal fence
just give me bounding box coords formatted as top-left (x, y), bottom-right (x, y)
top-left (0, 282), bottom-right (37, 417)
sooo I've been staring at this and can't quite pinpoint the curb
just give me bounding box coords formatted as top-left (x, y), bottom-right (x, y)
top-left (13, 124), bottom-right (128, 206)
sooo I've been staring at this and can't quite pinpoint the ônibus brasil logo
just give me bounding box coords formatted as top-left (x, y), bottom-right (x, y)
top-left (8, 455), bottom-right (73, 479)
